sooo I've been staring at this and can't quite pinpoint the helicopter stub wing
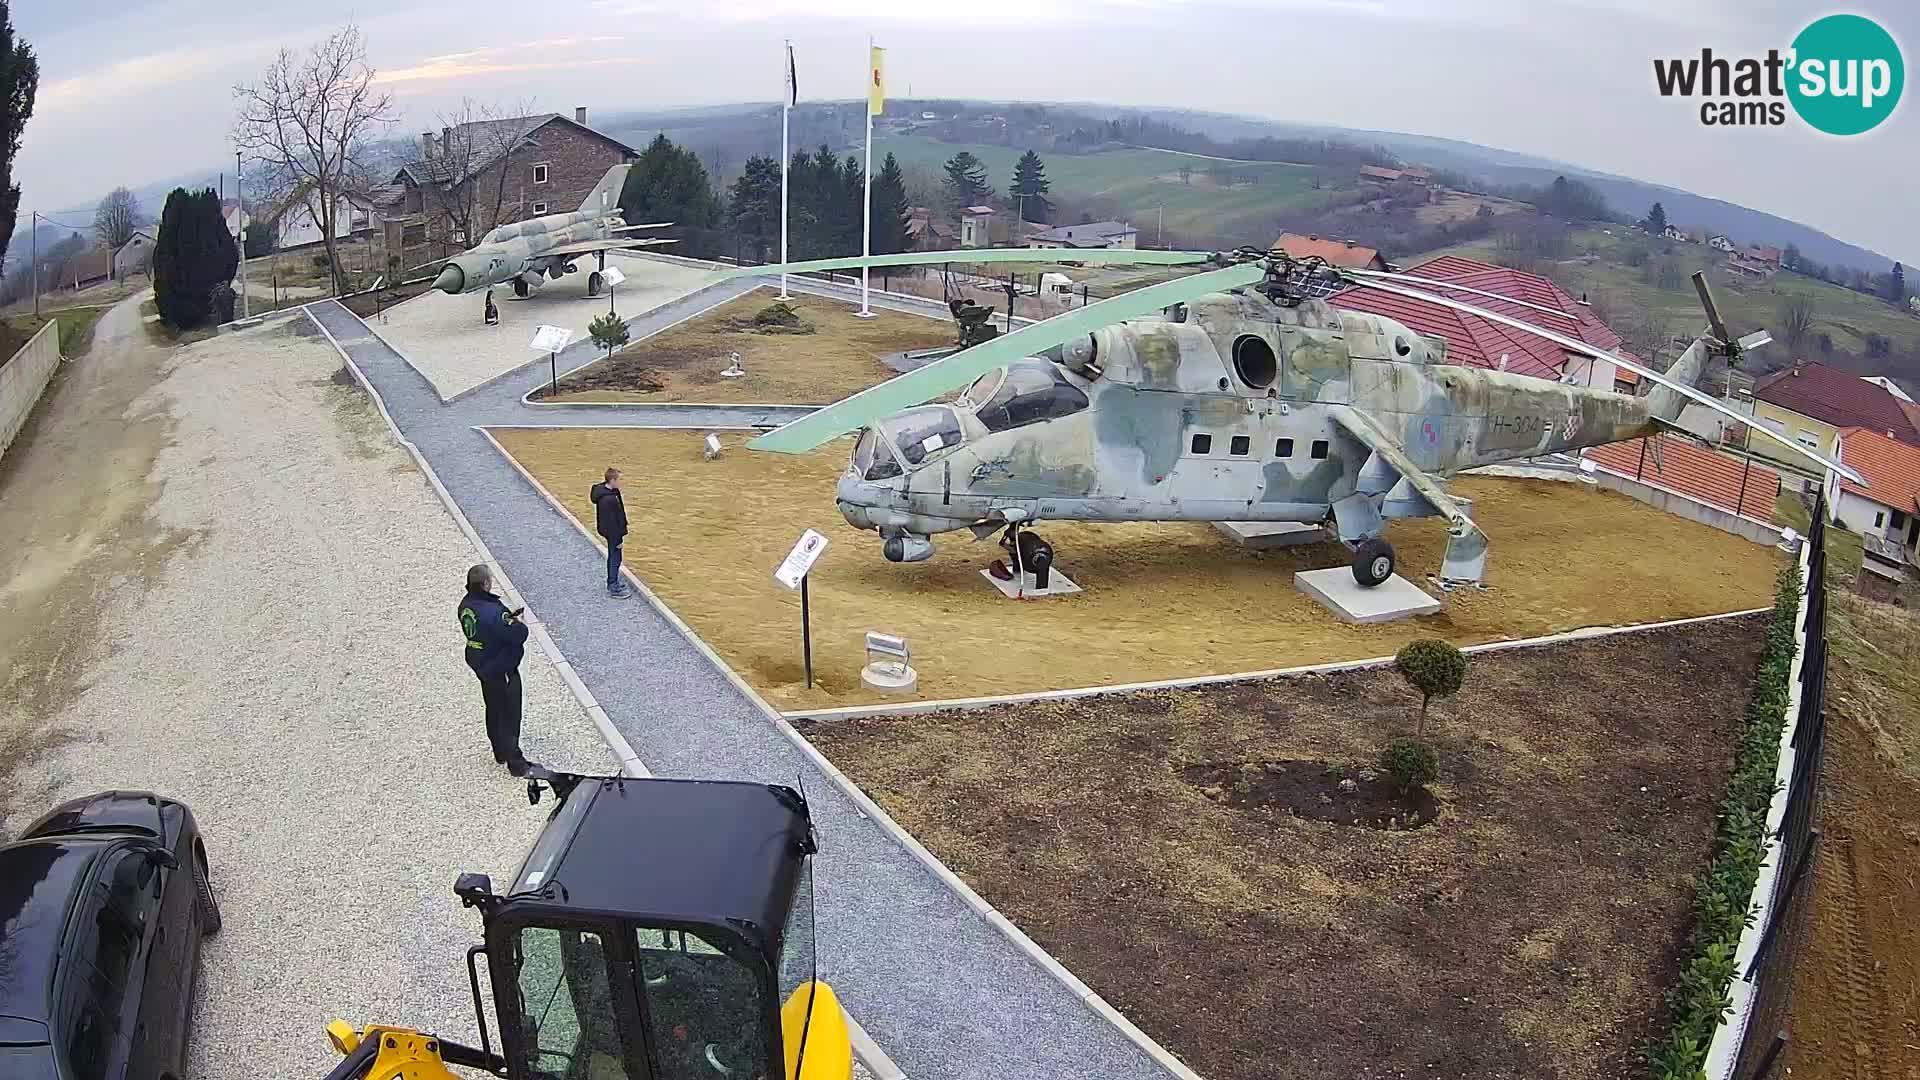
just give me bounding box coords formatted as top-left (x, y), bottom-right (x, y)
top-left (747, 262), bottom-right (1267, 454)
top-left (1342, 274), bottom-right (1866, 486)
top-left (1328, 407), bottom-right (1475, 525)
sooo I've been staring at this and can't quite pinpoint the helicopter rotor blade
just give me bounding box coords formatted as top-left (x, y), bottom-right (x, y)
top-left (747, 262), bottom-right (1267, 454)
top-left (1693, 270), bottom-right (1733, 345)
top-left (1349, 276), bottom-right (1865, 485)
top-left (1339, 268), bottom-right (1585, 324)
top-left (716, 247), bottom-right (1216, 282)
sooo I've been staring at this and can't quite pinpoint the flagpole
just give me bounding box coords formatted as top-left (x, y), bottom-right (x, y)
top-left (857, 36), bottom-right (875, 318)
top-left (778, 40), bottom-right (792, 299)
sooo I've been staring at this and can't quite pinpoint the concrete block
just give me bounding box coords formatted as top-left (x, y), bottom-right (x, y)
top-left (1295, 569), bottom-right (1440, 624)
top-left (980, 567), bottom-right (1083, 599)
top-left (1214, 520), bottom-right (1327, 549)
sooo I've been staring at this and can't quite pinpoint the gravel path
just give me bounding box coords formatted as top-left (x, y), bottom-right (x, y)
top-left (309, 284), bottom-right (1184, 1080)
top-left (374, 257), bottom-right (712, 401)
top-left (35, 316), bottom-right (613, 1078)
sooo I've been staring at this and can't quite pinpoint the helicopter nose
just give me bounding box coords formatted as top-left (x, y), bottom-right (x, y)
top-left (433, 262), bottom-right (466, 294)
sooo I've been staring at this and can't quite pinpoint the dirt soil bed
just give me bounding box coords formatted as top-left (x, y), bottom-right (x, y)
top-left (803, 616), bottom-right (1769, 1080)
top-left (538, 292), bottom-right (953, 404)
top-left (490, 428), bottom-right (1780, 710)
top-left (1782, 591), bottom-right (1920, 1079)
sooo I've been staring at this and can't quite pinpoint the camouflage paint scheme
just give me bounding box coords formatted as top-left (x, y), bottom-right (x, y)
top-left (835, 286), bottom-right (1706, 583)
top-left (430, 165), bottom-right (667, 296)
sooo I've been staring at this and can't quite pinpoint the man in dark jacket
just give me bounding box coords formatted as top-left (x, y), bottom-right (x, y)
top-left (459, 563), bottom-right (530, 773)
top-left (590, 467), bottom-right (630, 599)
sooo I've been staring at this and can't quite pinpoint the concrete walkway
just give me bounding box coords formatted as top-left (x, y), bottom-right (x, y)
top-left (308, 282), bottom-right (1181, 1080)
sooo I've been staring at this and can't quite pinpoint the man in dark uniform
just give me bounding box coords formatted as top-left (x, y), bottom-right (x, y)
top-left (459, 563), bottom-right (529, 774)
top-left (590, 467), bottom-right (630, 599)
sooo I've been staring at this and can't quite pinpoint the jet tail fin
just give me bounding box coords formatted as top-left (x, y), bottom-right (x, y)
top-left (581, 165), bottom-right (632, 215)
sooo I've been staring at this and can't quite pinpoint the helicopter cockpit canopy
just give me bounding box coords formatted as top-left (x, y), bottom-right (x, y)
top-left (853, 405), bottom-right (966, 480)
top-left (961, 360), bottom-right (1089, 434)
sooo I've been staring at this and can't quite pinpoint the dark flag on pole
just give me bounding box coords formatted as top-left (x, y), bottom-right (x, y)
top-left (786, 43), bottom-right (798, 107)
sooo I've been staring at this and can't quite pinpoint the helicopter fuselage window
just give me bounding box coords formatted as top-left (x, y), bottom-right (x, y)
top-left (1311, 439), bottom-right (1330, 460)
top-left (974, 362), bottom-right (1089, 434)
top-left (1229, 435), bottom-right (1250, 456)
top-left (1191, 433), bottom-right (1212, 454)
top-left (1276, 437), bottom-right (1295, 458)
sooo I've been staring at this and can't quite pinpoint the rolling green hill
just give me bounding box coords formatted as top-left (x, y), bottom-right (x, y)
top-left (875, 135), bottom-right (1327, 243)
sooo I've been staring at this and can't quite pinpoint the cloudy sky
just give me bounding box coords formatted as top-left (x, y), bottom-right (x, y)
top-left (15, 0), bottom-right (1917, 262)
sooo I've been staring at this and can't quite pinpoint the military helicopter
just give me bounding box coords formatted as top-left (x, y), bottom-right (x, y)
top-left (715, 248), bottom-right (1859, 589)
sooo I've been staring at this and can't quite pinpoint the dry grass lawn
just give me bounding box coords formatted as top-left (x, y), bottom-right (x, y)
top-left (490, 427), bottom-right (1782, 710)
top-left (541, 292), bottom-right (954, 405)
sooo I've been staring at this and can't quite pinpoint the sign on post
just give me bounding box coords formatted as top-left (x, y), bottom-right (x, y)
top-left (601, 266), bottom-right (627, 288)
top-left (529, 324), bottom-right (573, 353)
top-left (775, 529), bottom-right (829, 590)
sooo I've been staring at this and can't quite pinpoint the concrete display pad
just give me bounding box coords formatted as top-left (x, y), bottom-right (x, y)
top-left (374, 254), bottom-right (713, 400)
top-left (1215, 520), bottom-right (1328, 549)
top-left (1295, 568), bottom-right (1441, 624)
top-left (981, 567), bottom-right (1084, 599)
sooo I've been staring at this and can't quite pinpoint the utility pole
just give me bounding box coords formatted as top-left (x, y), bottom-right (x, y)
top-left (30, 210), bottom-right (38, 317)
top-left (236, 152), bottom-right (251, 318)
top-left (1157, 206), bottom-right (1164, 249)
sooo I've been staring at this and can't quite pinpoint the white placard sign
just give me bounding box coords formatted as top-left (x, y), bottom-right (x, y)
top-left (774, 529), bottom-right (829, 590)
top-left (601, 266), bottom-right (627, 287)
top-left (529, 324), bottom-right (573, 353)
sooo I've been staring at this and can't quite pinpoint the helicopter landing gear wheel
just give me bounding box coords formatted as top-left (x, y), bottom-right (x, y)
top-left (588, 270), bottom-right (604, 296)
top-left (512, 277), bottom-right (530, 299)
top-left (1352, 538), bottom-right (1395, 588)
top-left (1001, 523), bottom-right (1056, 591)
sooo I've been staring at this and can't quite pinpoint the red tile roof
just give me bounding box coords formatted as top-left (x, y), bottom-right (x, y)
top-left (1584, 433), bottom-right (1781, 521)
top-left (1752, 361), bottom-right (1920, 445)
top-left (1330, 255), bottom-right (1641, 381)
top-left (1273, 232), bottom-right (1385, 269)
top-left (1836, 426), bottom-right (1920, 511)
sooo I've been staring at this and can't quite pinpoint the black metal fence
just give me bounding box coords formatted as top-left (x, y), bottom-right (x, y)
top-left (1728, 491), bottom-right (1830, 1079)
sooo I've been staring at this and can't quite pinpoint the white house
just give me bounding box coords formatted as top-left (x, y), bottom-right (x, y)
top-left (1022, 220), bottom-right (1139, 250)
top-left (959, 206), bottom-right (995, 249)
top-left (112, 230), bottom-right (155, 280)
top-left (269, 190), bottom-right (374, 250)
top-left (1662, 224), bottom-right (1688, 242)
top-left (1825, 425), bottom-right (1920, 586)
top-left (1708, 234), bottom-right (1736, 253)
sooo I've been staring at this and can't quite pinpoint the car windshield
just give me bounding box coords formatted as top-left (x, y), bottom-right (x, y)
top-left (879, 406), bottom-right (964, 468)
top-left (973, 361), bottom-right (1088, 434)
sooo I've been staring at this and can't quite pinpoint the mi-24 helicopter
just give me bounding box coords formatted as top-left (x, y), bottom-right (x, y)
top-left (718, 247), bottom-right (1860, 589)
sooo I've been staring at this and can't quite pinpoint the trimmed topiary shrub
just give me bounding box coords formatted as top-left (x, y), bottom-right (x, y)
top-left (1378, 738), bottom-right (1438, 795)
top-left (1395, 638), bottom-right (1468, 737)
top-left (588, 311), bottom-right (630, 359)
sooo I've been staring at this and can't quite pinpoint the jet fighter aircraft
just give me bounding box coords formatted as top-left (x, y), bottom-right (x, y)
top-left (429, 164), bottom-right (673, 305)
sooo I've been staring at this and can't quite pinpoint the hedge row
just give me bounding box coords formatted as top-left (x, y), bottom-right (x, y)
top-left (1647, 565), bottom-right (1804, 1079)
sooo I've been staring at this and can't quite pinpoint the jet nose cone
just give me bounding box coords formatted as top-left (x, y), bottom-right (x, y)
top-left (433, 263), bottom-right (465, 294)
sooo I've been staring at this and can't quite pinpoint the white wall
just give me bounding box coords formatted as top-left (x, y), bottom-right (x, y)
top-left (1832, 488), bottom-right (1893, 536)
top-left (0, 321), bottom-right (61, 464)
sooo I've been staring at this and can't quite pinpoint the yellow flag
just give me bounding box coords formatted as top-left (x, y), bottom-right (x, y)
top-left (868, 45), bottom-right (885, 116)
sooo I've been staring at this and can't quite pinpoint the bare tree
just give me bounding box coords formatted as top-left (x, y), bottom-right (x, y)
top-left (1778, 297), bottom-right (1816, 349)
top-left (93, 187), bottom-right (140, 248)
top-left (233, 24), bottom-right (396, 295)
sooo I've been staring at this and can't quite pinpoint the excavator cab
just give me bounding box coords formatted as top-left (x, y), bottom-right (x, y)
top-left (324, 769), bottom-right (852, 1080)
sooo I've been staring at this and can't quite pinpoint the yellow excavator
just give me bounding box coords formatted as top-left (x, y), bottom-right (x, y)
top-left (322, 767), bottom-right (853, 1080)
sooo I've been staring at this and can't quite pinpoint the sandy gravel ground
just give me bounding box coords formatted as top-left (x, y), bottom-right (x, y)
top-left (376, 255), bottom-right (713, 400)
top-left (4, 302), bottom-right (611, 1077)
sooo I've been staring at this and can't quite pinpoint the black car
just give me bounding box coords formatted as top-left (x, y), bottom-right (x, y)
top-left (0, 792), bottom-right (220, 1080)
